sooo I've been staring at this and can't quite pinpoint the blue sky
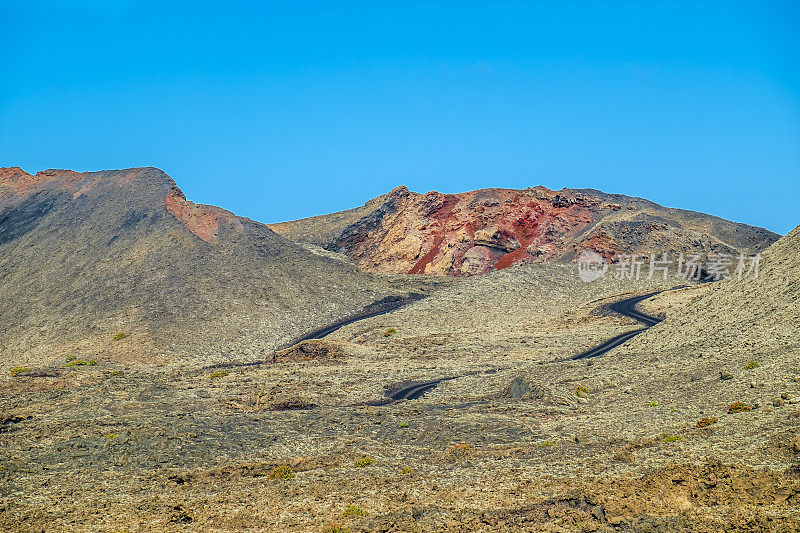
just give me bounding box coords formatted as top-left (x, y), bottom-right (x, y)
top-left (1, 1), bottom-right (798, 234)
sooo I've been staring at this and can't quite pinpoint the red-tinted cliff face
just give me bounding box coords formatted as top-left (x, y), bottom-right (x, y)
top-left (271, 185), bottom-right (780, 276)
top-left (328, 186), bottom-right (621, 275)
top-left (165, 187), bottom-right (244, 243)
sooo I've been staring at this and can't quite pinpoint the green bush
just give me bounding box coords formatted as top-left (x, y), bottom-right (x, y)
top-left (268, 465), bottom-right (295, 479)
top-left (744, 360), bottom-right (760, 370)
top-left (397, 421), bottom-right (409, 428)
top-left (354, 456), bottom-right (375, 467)
top-left (209, 370), bottom-right (229, 380)
top-left (383, 328), bottom-right (397, 337)
top-left (342, 505), bottom-right (365, 517)
top-left (663, 435), bottom-right (682, 443)
top-left (112, 332), bottom-right (128, 341)
top-left (10, 366), bottom-right (31, 377)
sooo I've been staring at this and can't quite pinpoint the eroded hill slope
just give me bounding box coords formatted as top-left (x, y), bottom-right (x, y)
top-left (0, 167), bottom-right (402, 371)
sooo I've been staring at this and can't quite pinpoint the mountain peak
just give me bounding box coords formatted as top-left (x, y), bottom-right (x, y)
top-left (271, 185), bottom-right (779, 276)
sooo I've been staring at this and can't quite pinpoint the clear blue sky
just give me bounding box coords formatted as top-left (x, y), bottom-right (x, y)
top-left (1, 1), bottom-right (798, 234)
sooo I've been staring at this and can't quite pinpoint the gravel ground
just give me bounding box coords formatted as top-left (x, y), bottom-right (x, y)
top-left (2, 247), bottom-right (799, 531)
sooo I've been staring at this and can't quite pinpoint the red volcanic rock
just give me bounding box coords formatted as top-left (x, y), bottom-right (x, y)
top-left (0, 167), bottom-right (81, 195)
top-left (271, 184), bottom-right (780, 276)
top-left (165, 187), bottom-right (243, 243)
top-left (332, 187), bottom-right (605, 275)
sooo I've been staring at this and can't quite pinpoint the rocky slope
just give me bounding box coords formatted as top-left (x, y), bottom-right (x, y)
top-left (270, 185), bottom-right (778, 276)
top-left (622, 222), bottom-right (800, 368)
top-left (0, 167), bottom-right (408, 372)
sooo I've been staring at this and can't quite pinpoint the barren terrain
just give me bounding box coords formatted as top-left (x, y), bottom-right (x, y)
top-left (1, 168), bottom-right (797, 532)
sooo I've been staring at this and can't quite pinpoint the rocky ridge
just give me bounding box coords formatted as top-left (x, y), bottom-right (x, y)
top-left (270, 185), bottom-right (778, 276)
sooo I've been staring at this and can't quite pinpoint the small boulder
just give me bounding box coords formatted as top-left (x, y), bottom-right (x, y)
top-left (271, 339), bottom-right (344, 363)
top-left (506, 377), bottom-right (531, 399)
top-left (791, 435), bottom-right (800, 454)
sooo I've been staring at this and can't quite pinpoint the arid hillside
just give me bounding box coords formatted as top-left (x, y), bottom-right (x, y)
top-left (270, 185), bottom-right (778, 276)
top-left (0, 167), bottom-right (409, 372)
top-left (621, 221), bottom-right (800, 372)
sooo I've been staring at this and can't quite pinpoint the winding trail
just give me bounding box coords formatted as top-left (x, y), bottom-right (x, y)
top-left (386, 290), bottom-right (666, 401)
top-left (571, 291), bottom-right (663, 360)
top-left (253, 289), bottom-right (666, 402)
top-left (207, 290), bottom-right (666, 402)
top-left (290, 293), bottom-right (425, 346)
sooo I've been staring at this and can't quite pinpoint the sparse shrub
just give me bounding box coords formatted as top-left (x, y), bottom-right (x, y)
top-left (663, 435), bottom-right (682, 443)
top-left (112, 332), bottom-right (128, 341)
top-left (88, 359), bottom-right (97, 366)
top-left (209, 370), bottom-right (229, 380)
top-left (744, 360), bottom-right (760, 370)
top-left (447, 443), bottom-right (474, 458)
top-left (65, 360), bottom-right (91, 367)
top-left (574, 385), bottom-right (589, 396)
top-left (399, 466), bottom-right (414, 475)
top-left (65, 354), bottom-right (77, 362)
top-left (728, 401), bottom-right (752, 414)
top-left (696, 417), bottom-right (718, 428)
top-left (10, 366), bottom-right (31, 377)
top-left (268, 465), bottom-right (295, 479)
top-left (649, 401), bottom-right (659, 407)
top-left (110, 371), bottom-right (121, 376)
top-left (342, 505), bottom-right (365, 517)
top-left (539, 440), bottom-right (556, 447)
top-left (322, 524), bottom-right (350, 533)
top-left (103, 433), bottom-right (118, 439)
top-left (383, 328), bottom-right (397, 337)
top-left (354, 456), bottom-right (374, 467)
top-left (397, 421), bottom-right (409, 428)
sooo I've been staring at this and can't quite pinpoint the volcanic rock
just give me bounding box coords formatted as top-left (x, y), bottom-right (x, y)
top-left (270, 185), bottom-right (777, 276)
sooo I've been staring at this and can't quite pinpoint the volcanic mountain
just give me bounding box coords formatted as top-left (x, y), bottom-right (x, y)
top-left (0, 167), bottom-right (402, 372)
top-left (270, 186), bottom-right (779, 276)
